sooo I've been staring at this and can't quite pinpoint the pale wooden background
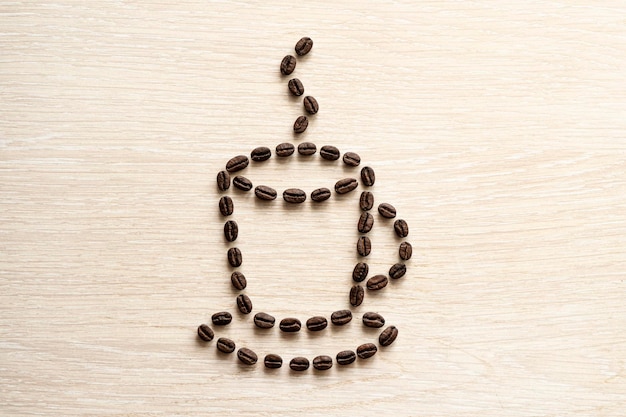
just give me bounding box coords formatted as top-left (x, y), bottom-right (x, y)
top-left (1, 1), bottom-right (625, 416)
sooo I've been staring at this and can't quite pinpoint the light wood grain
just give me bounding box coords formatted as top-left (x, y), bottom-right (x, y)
top-left (1, 1), bottom-right (625, 416)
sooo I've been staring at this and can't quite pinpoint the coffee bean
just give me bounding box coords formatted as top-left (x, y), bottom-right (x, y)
top-left (279, 317), bottom-right (301, 332)
top-left (352, 262), bottom-right (369, 282)
top-left (255, 185), bottom-right (277, 201)
top-left (237, 347), bottom-right (258, 365)
top-left (349, 284), bottom-right (364, 307)
top-left (399, 242), bottom-right (413, 260)
top-left (288, 78), bottom-right (305, 96)
top-left (362, 312), bottom-right (385, 328)
top-left (211, 311), bottom-right (232, 326)
top-left (276, 142), bottom-right (295, 157)
top-left (236, 294), bottom-right (252, 314)
top-left (378, 203), bottom-right (397, 219)
top-left (283, 188), bottom-right (306, 204)
top-left (219, 196), bottom-right (234, 216)
top-left (360, 191), bottom-right (374, 211)
top-left (361, 166), bottom-right (375, 187)
top-left (311, 187), bottom-right (331, 202)
top-left (357, 236), bottom-right (371, 257)
top-left (297, 142), bottom-right (316, 156)
top-left (290, 357), bottom-right (310, 371)
top-left (197, 324), bottom-right (214, 342)
top-left (216, 337), bottom-right (235, 353)
top-left (280, 55), bottom-right (296, 75)
top-left (336, 350), bottom-right (356, 365)
top-left (295, 36), bottom-right (313, 56)
top-left (357, 343), bottom-right (377, 359)
top-left (357, 212), bottom-right (374, 233)
top-left (335, 178), bottom-right (358, 194)
top-left (342, 152), bottom-right (361, 167)
top-left (379, 325), bottom-right (399, 347)
top-left (331, 309), bottom-right (352, 325)
top-left (227, 248), bottom-right (242, 267)
top-left (264, 354), bottom-right (283, 369)
top-left (303, 96), bottom-right (319, 114)
top-left (254, 312), bottom-right (276, 329)
top-left (224, 220), bottom-right (238, 242)
top-left (313, 355), bottom-right (333, 371)
top-left (231, 271), bottom-right (247, 290)
top-left (294, 115), bottom-right (308, 133)
top-left (217, 170), bottom-right (230, 191)
top-left (394, 219), bottom-right (409, 238)
top-left (233, 176), bottom-right (253, 191)
top-left (367, 274), bottom-right (388, 291)
top-left (306, 316), bottom-right (328, 332)
top-left (226, 155), bottom-right (249, 173)
top-left (251, 146), bottom-right (271, 162)
top-left (389, 263), bottom-right (406, 280)
top-left (320, 145), bottom-right (340, 161)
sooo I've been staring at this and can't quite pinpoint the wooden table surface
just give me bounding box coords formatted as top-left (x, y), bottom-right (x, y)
top-left (1, 2), bottom-right (625, 416)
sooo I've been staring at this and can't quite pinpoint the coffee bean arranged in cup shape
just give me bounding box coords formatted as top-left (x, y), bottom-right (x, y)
top-left (216, 337), bottom-right (236, 354)
top-left (306, 316), bottom-right (328, 332)
top-left (357, 236), bottom-right (372, 257)
top-left (217, 170), bottom-right (230, 191)
top-left (399, 242), bottom-right (413, 260)
top-left (336, 350), bottom-right (357, 365)
top-left (211, 311), bottom-right (232, 326)
top-left (230, 271), bottom-right (247, 290)
top-left (294, 115), bottom-right (308, 133)
top-left (253, 312), bottom-right (276, 329)
top-left (319, 145), bottom-right (340, 161)
top-left (226, 155), bottom-right (249, 173)
top-left (251, 146), bottom-right (271, 162)
top-left (297, 142), bottom-right (317, 156)
top-left (358, 212), bottom-right (374, 234)
top-left (379, 325), bottom-right (399, 347)
top-left (254, 185), bottom-right (277, 201)
top-left (362, 312), bottom-right (385, 328)
top-left (331, 309), bottom-right (353, 325)
top-left (335, 178), bottom-right (358, 194)
top-left (290, 357), bottom-right (310, 371)
top-left (280, 55), bottom-right (296, 75)
top-left (219, 196), bottom-right (234, 217)
top-left (389, 263), bottom-right (406, 280)
top-left (360, 191), bottom-right (374, 211)
top-left (303, 96), bottom-right (319, 115)
top-left (237, 347), bottom-right (258, 365)
top-left (313, 355), bottom-right (333, 371)
top-left (233, 176), bottom-right (253, 191)
top-left (264, 354), bottom-right (283, 369)
top-left (236, 294), bottom-right (252, 314)
top-left (275, 142), bottom-right (295, 157)
top-left (223, 220), bottom-right (238, 242)
top-left (227, 248), bottom-right (242, 267)
top-left (349, 284), bottom-right (364, 307)
top-left (279, 317), bottom-right (302, 332)
top-left (367, 274), bottom-right (388, 291)
top-left (197, 324), bottom-right (214, 342)
top-left (352, 262), bottom-right (369, 282)
top-left (283, 188), bottom-right (307, 204)
top-left (361, 166), bottom-right (375, 187)
top-left (295, 36), bottom-right (313, 56)
top-left (357, 343), bottom-right (378, 359)
top-left (342, 152), bottom-right (361, 167)
top-left (378, 203), bottom-right (397, 219)
top-left (288, 78), bottom-right (305, 96)
top-left (394, 219), bottom-right (409, 238)
top-left (311, 187), bottom-right (331, 202)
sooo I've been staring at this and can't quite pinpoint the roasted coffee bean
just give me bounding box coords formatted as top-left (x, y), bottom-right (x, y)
top-left (283, 188), bottom-right (307, 204)
top-left (231, 271), bottom-right (247, 290)
top-left (255, 185), bottom-right (277, 201)
top-left (297, 142), bottom-right (316, 155)
top-left (352, 262), bottom-right (369, 282)
top-left (211, 311), bottom-right (232, 326)
top-left (216, 337), bottom-right (235, 353)
top-left (378, 203), bottom-right (397, 219)
top-left (358, 212), bottom-right (374, 233)
top-left (288, 78), bottom-right (305, 96)
top-left (251, 146), bottom-right (271, 162)
top-left (295, 36), bottom-right (313, 56)
top-left (237, 347), bottom-right (258, 365)
top-left (379, 325), bottom-right (399, 347)
top-left (233, 176), bottom-right (253, 191)
top-left (399, 242), bottom-right (413, 260)
top-left (219, 196), bottom-right (234, 216)
top-left (217, 170), bottom-right (230, 191)
top-left (226, 155), bottom-right (249, 173)
top-left (280, 55), bottom-right (296, 75)
top-left (349, 284), bottom-right (364, 307)
top-left (362, 312), bottom-right (385, 328)
top-left (357, 343), bottom-right (378, 359)
top-left (313, 355), bottom-right (333, 371)
top-left (342, 152), bottom-right (361, 167)
top-left (264, 354), bottom-right (283, 369)
top-left (197, 324), bottom-right (214, 342)
top-left (290, 357), bottom-right (310, 371)
top-left (367, 274), bottom-right (388, 291)
top-left (335, 178), bottom-right (358, 194)
top-left (236, 294), bottom-right (252, 314)
top-left (224, 220), bottom-right (238, 242)
top-left (311, 187), bottom-right (331, 202)
top-left (389, 263), bottom-right (406, 280)
top-left (276, 142), bottom-right (295, 157)
top-left (394, 219), bottom-right (409, 238)
top-left (336, 350), bottom-right (356, 365)
top-left (357, 236), bottom-right (372, 257)
top-left (303, 96), bottom-right (319, 114)
top-left (306, 316), bottom-right (328, 332)
top-left (361, 166), bottom-right (375, 187)
top-left (331, 309), bottom-right (352, 325)
top-left (320, 145), bottom-right (340, 161)
top-left (280, 317), bottom-right (301, 332)
top-left (360, 191), bottom-right (374, 211)
top-left (294, 115), bottom-right (308, 133)
top-left (227, 248), bottom-right (242, 267)
top-left (254, 312), bottom-right (275, 329)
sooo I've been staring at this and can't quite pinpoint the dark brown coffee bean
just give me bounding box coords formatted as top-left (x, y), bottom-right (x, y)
top-left (349, 284), bottom-right (364, 307)
top-left (336, 350), bottom-right (356, 365)
top-left (303, 96), bottom-right (319, 114)
top-left (224, 220), bottom-right (238, 242)
top-left (236, 294), bottom-right (252, 314)
top-left (227, 248), bottom-right (242, 267)
top-left (217, 170), bottom-right (230, 191)
top-left (237, 347), bottom-right (258, 365)
top-left (219, 196), bottom-right (234, 216)
top-left (231, 271), bottom-right (247, 290)
top-left (378, 203), bottom-right (397, 219)
top-left (197, 324), bottom-right (214, 342)
top-left (361, 166), bottom-right (375, 187)
top-left (311, 187), bottom-right (331, 202)
top-left (306, 316), bottom-right (328, 332)
top-left (264, 354), bottom-right (283, 369)
top-left (367, 274), bottom-right (388, 291)
top-left (320, 145), bottom-right (340, 161)
top-left (357, 236), bottom-right (372, 257)
top-left (360, 191), bottom-right (374, 211)
top-left (211, 311), bottom-right (232, 326)
top-left (313, 355), bottom-right (333, 371)
top-left (357, 212), bottom-right (374, 233)
top-left (283, 188), bottom-right (306, 204)
top-left (362, 312), bottom-right (385, 328)
top-left (226, 155), bottom-right (249, 173)
top-left (280, 55), bottom-right (296, 75)
top-left (233, 176), bottom-right (253, 191)
top-left (357, 343), bottom-right (377, 359)
top-left (255, 185), bottom-right (277, 201)
top-left (276, 142), bottom-right (295, 157)
top-left (290, 357), bottom-right (310, 371)
top-left (342, 152), bottom-right (361, 167)
top-left (251, 146), bottom-right (271, 162)
top-left (280, 317), bottom-right (301, 332)
top-left (389, 263), bottom-right (406, 280)
top-left (288, 78), bottom-right (304, 96)
top-left (297, 142), bottom-right (316, 155)
top-left (331, 310), bottom-right (352, 325)
top-left (352, 262), bottom-right (369, 282)
top-left (254, 312), bottom-right (275, 329)
top-left (399, 242), bottom-right (413, 260)
top-left (379, 325), bottom-right (399, 347)
top-left (294, 115), bottom-right (308, 133)
top-left (295, 36), bottom-right (313, 56)
top-left (216, 337), bottom-right (235, 353)
top-left (394, 219), bottom-right (409, 238)
top-left (335, 178), bottom-right (358, 194)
